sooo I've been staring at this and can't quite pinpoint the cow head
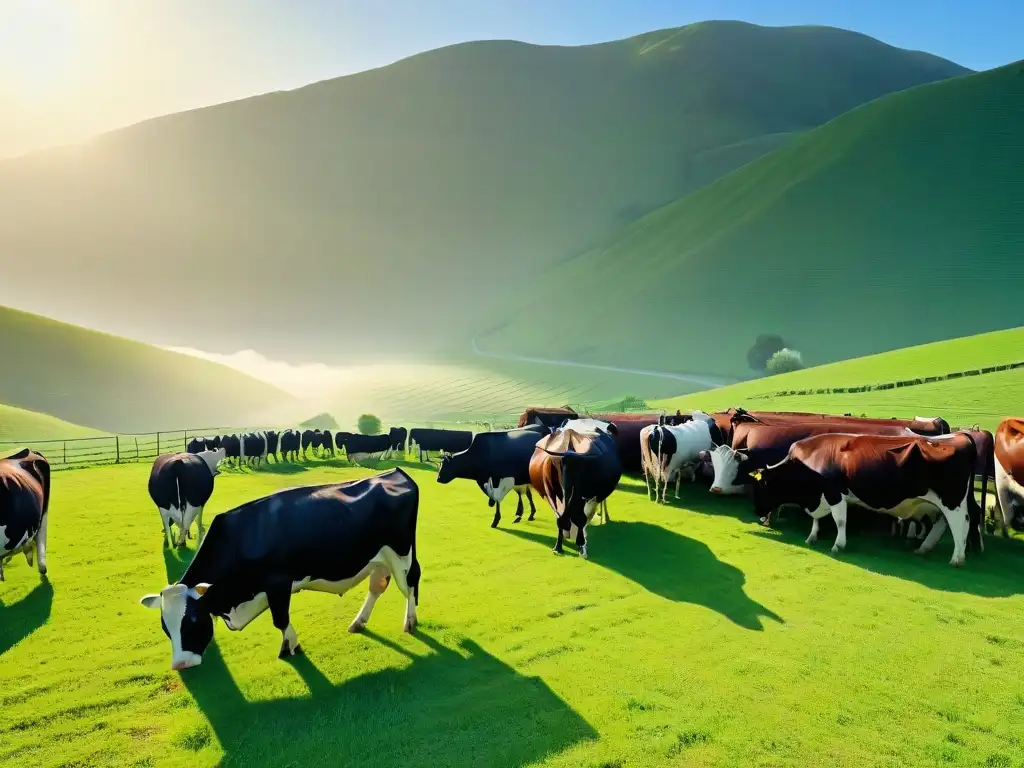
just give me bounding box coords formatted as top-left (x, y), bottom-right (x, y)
top-left (140, 584), bottom-right (214, 670)
top-left (750, 460), bottom-right (816, 524)
top-left (707, 444), bottom-right (750, 495)
top-left (436, 452), bottom-right (456, 484)
top-left (198, 448), bottom-right (226, 477)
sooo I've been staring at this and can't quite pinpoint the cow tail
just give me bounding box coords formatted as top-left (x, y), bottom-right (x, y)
top-left (656, 427), bottom-right (664, 497)
top-left (961, 432), bottom-right (982, 552)
top-left (173, 458), bottom-right (186, 512)
top-left (36, 456), bottom-right (51, 520)
top-left (408, 487), bottom-right (421, 605)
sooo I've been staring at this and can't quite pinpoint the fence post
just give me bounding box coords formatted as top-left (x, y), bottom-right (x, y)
top-left (157, 431), bottom-right (161, 455)
top-left (135, 437), bottom-right (139, 460)
top-left (63, 441), bottom-right (66, 465)
top-left (116, 435), bottom-right (120, 464)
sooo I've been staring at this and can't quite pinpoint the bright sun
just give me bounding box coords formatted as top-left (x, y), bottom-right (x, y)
top-left (0, 0), bottom-right (81, 105)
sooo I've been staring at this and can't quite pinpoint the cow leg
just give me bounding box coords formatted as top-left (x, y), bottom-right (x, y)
top-left (159, 508), bottom-right (175, 549)
top-left (527, 488), bottom-right (537, 521)
top-left (675, 470), bottom-right (683, 500)
top-left (906, 520), bottom-right (918, 540)
top-left (942, 499), bottom-right (971, 567)
top-left (805, 517), bottom-right (821, 545)
top-left (195, 506), bottom-right (206, 544)
top-left (553, 519), bottom-right (566, 555)
top-left (575, 522), bottom-right (589, 560)
top-left (34, 509), bottom-right (49, 576)
top-left (828, 498), bottom-right (849, 554)
top-left (915, 515), bottom-right (948, 555)
top-left (491, 502), bottom-right (501, 529)
top-left (643, 465), bottom-right (652, 500)
top-left (381, 552), bottom-right (419, 634)
top-left (266, 581), bottom-right (302, 658)
top-left (513, 491), bottom-right (524, 522)
top-left (349, 567), bottom-right (391, 633)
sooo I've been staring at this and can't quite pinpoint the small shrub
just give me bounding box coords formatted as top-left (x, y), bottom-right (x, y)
top-left (357, 414), bottom-right (382, 435)
top-left (766, 348), bottom-right (804, 375)
top-left (747, 334), bottom-right (787, 372)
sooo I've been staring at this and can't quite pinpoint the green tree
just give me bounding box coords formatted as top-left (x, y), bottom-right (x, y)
top-left (766, 348), bottom-right (804, 375)
top-left (357, 414), bottom-right (382, 435)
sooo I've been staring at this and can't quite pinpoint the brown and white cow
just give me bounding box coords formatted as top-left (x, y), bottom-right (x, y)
top-left (995, 418), bottom-right (1024, 535)
top-left (0, 448), bottom-right (51, 581)
top-left (751, 432), bottom-right (983, 566)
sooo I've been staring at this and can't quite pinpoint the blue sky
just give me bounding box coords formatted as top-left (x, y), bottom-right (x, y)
top-left (1, 0), bottom-right (1020, 156)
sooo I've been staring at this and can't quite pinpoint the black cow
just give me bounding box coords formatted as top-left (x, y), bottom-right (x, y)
top-left (140, 468), bottom-right (421, 669)
top-left (263, 430), bottom-right (280, 463)
top-left (320, 431), bottom-right (336, 458)
top-left (752, 432), bottom-right (983, 567)
top-left (301, 430), bottom-right (316, 458)
top-left (242, 432), bottom-right (267, 467)
top-left (436, 425), bottom-right (549, 528)
top-left (388, 427), bottom-right (408, 457)
top-left (335, 431), bottom-right (354, 454)
top-left (530, 427), bottom-right (622, 559)
top-left (221, 434), bottom-right (241, 466)
top-left (0, 449), bottom-right (51, 582)
top-left (280, 430), bottom-right (300, 462)
top-left (186, 438), bottom-right (206, 454)
top-left (206, 436), bottom-right (222, 451)
top-left (409, 428), bottom-right (473, 462)
top-left (345, 434), bottom-right (392, 463)
top-left (147, 448), bottom-right (225, 547)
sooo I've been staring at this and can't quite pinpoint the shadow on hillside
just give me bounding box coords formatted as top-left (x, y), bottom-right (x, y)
top-left (179, 630), bottom-right (595, 767)
top-left (500, 522), bottom-right (783, 631)
top-left (221, 456), bottom-right (436, 477)
top-left (748, 511), bottom-right (1024, 598)
top-left (0, 578), bottom-right (54, 656)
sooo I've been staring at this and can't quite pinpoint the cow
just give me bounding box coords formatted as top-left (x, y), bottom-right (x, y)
top-left (704, 418), bottom-right (947, 497)
top-left (750, 432), bottom-right (983, 566)
top-left (187, 438), bottom-right (206, 455)
top-left (345, 434), bottom-right (392, 463)
top-left (409, 428), bottom-right (473, 463)
top-left (518, 407), bottom-right (579, 430)
top-left (242, 432), bottom-right (267, 467)
top-left (148, 448), bottom-right (225, 548)
top-left (530, 424), bottom-right (622, 559)
top-left (335, 431), bottom-right (354, 453)
top-left (0, 449), bottom-right (50, 582)
top-left (995, 418), bottom-right (1024, 535)
top-left (301, 430), bottom-right (316, 458)
top-left (279, 430), bottom-right (301, 462)
top-left (320, 431), bottom-right (336, 458)
top-left (262, 430), bottom-right (280, 463)
top-left (387, 427), bottom-right (408, 458)
top-left (221, 434), bottom-right (241, 466)
top-left (436, 425), bottom-right (549, 528)
top-left (713, 408), bottom-right (948, 448)
top-left (639, 412), bottom-right (719, 503)
top-left (140, 468), bottom-right (421, 669)
top-left (205, 436), bottom-right (222, 451)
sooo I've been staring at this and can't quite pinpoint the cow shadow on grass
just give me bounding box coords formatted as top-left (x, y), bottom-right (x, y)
top-left (747, 510), bottom-right (1024, 598)
top-left (0, 578), bottom-right (54, 656)
top-left (500, 523), bottom-right (783, 631)
top-left (177, 629), bottom-right (595, 767)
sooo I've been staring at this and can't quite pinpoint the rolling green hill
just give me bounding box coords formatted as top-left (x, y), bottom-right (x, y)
top-left (0, 21), bottom-right (967, 363)
top-left (653, 327), bottom-right (1024, 431)
top-left (0, 404), bottom-right (106, 443)
top-left (480, 61), bottom-right (1023, 378)
top-left (0, 306), bottom-right (295, 434)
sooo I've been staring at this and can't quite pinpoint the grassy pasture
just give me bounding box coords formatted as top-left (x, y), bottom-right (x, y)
top-left (3, 456), bottom-right (1024, 768)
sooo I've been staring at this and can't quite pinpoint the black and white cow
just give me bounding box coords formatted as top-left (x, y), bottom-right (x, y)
top-left (148, 448), bottom-right (225, 548)
top-left (280, 430), bottom-right (301, 462)
top-left (409, 428), bottom-right (473, 462)
top-left (187, 438), bottom-right (206, 455)
top-left (344, 434), bottom-right (392, 463)
top-left (0, 449), bottom-right (50, 582)
top-left (639, 412), bottom-right (720, 503)
top-left (140, 468), bottom-right (421, 669)
top-left (436, 425), bottom-right (549, 528)
top-left (387, 427), bottom-right (408, 458)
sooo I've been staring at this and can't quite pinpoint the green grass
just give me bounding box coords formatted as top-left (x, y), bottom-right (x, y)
top-left (0, 403), bottom-right (107, 442)
top-left (0, 22), bottom-right (967, 362)
top-left (653, 326), bottom-right (1024, 431)
top-left (481, 60), bottom-right (1024, 378)
top-left (4, 458), bottom-right (1024, 767)
top-left (0, 305), bottom-right (296, 434)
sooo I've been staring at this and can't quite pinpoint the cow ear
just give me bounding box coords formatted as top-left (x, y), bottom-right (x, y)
top-left (140, 594), bottom-right (161, 609)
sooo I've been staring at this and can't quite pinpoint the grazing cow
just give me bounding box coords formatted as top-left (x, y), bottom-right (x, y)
top-left (704, 418), bottom-right (946, 496)
top-left (713, 408), bottom-right (948, 448)
top-left (262, 431), bottom-right (280, 463)
top-left (518, 407), bottom-right (579, 430)
top-left (387, 427), bottom-right (408, 458)
top-left (530, 425), bottom-right (622, 559)
top-left (409, 428), bottom-right (473, 462)
top-left (148, 448), bottom-right (225, 548)
top-left (335, 431), bottom-right (353, 454)
top-left (301, 430), bottom-right (315, 458)
top-left (221, 434), bottom-right (241, 466)
top-left (995, 418), bottom-right (1024, 535)
top-left (279, 430), bottom-right (300, 462)
top-left (205, 436), bottom-right (222, 452)
top-left (0, 449), bottom-right (50, 582)
top-left (345, 434), bottom-right (392, 463)
top-left (140, 468), bottom-right (421, 669)
top-left (640, 413), bottom-right (718, 503)
top-left (187, 438), bottom-right (206, 454)
top-left (436, 425), bottom-right (549, 527)
top-left (751, 432), bottom-right (982, 566)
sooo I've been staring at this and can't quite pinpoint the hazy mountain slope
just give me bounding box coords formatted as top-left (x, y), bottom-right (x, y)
top-left (0, 306), bottom-right (294, 433)
top-left (0, 404), bottom-right (106, 442)
top-left (479, 61), bottom-right (1024, 378)
top-left (0, 21), bottom-right (968, 363)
